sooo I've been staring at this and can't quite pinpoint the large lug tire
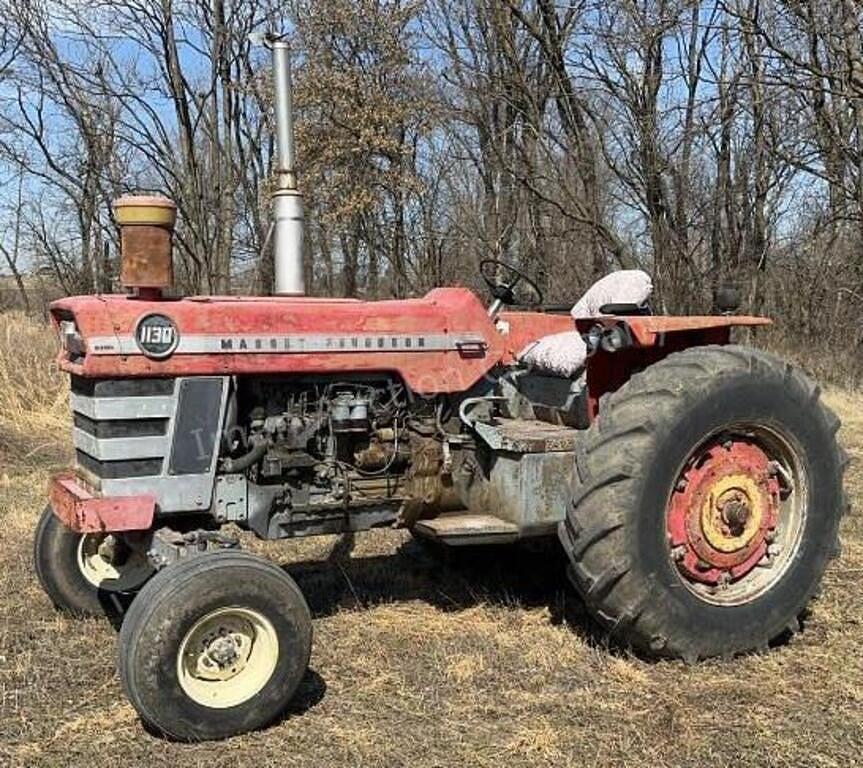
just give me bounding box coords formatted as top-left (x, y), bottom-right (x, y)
top-left (559, 345), bottom-right (847, 662)
top-left (118, 551), bottom-right (312, 741)
top-left (33, 505), bottom-right (154, 617)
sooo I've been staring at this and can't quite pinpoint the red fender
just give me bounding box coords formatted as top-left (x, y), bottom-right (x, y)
top-left (575, 315), bottom-right (772, 420)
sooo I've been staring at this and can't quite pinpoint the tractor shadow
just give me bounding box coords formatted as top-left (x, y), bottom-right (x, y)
top-left (281, 531), bottom-right (609, 650)
top-left (282, 531), bottom-right (806, 665)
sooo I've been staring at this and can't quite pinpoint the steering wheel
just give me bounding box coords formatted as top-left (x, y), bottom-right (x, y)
top-left (479, 258), bottom-right (544, 308)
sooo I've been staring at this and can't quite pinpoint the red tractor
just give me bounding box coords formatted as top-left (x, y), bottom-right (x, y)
top-left (34, 39), bottom-right (845, 741)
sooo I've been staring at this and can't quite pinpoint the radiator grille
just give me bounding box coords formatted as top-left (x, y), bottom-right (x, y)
top-left (75, 451), bottom-right (165, 479)
top-left (70, 377), bottom-right (176, 480)
top-left (67, 375), bottom-right (228, 514)
top-left (73, 413), bottom-right (169, 439)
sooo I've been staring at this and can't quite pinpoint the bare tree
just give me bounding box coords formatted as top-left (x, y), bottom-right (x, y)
top-left (0, 0), bottom-right (861, 380)
top-left (0, 174), bottom-right (31, 311)
top-left (290, 0), bottom-right (433, 298)
top-left (0, 0), bottom-right (123, 293)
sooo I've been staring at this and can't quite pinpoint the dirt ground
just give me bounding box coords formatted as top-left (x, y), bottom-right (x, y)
top-left (1, 391), bottom-right (862, 768)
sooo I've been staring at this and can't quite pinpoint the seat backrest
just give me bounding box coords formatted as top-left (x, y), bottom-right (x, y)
top-left (571, 270), bottom-right (653, 319)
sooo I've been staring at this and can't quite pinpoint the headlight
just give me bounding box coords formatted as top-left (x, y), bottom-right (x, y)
top-left (59, 320), bottom-right (85, 357)
top-left (585, 323), bottom-right (604, 352)
top-left (600, 324), bottom-right (631, 353)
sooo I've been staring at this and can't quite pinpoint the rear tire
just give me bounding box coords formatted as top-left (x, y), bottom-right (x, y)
top-left (559, 345), bottom-right (846, 661)
top-left (33, 505), bottom-right (153, 617)
top-left (118, 551), bottom-right (312, 741)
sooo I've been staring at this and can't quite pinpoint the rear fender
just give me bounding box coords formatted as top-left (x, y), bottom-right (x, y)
top-left (576, 315), bottom-right (771, 421)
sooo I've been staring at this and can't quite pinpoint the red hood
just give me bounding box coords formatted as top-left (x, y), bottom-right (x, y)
top-left (50, 288), bottom-right (574, 393)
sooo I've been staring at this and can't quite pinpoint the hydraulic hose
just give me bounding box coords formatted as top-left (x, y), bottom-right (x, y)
top-left (220, 440), bottom-right (268, 474)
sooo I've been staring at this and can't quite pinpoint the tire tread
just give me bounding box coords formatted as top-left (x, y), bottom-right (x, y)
top-left (118, 550), bottom-right (311, 741)
top-left (559, 345), bottom-right (848, 660)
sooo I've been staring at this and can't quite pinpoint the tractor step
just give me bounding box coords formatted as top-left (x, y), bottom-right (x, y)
top-left (473, 417), bottom-right (579, 453)
top-left (413, 513), bottom-right (520, 546)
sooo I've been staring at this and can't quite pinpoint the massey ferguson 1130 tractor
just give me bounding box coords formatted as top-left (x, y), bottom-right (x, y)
top-left (34, 38), bottom-right (846, 742)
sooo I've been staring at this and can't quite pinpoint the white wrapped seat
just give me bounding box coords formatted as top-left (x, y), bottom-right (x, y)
top-left (519, 270), bottom-right (653, 377)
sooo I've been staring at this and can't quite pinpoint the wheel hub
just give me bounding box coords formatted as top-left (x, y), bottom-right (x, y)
top-left (701, 473), bottom-right (764, 552)
top-left (668, 440), bottom-right (781, 586)
top-left (77, 533), bottom-right (152, 591)
top-left (177, 607), bottom-right (279, 709)
top-left (194, 625), bottom-right (252, 681)
top-left (718, 492), bottom-right (750, 535)
top-left (208, 636), bottom-right (240, 666)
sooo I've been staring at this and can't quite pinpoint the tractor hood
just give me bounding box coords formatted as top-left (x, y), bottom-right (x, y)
top-left (49, 288), bottom-right (573, 394)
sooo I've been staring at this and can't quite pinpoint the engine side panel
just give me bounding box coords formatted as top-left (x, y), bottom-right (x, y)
top-left (167, 378), bottom-right (225, 475)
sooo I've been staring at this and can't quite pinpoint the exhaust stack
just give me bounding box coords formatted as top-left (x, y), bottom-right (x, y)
top-left (270, 40), bottom-right (305, 296)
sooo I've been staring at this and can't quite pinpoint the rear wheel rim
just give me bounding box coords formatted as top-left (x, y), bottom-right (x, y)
top-left (666, 425), bottom-right (807, 606)
top-left (76, 534), bottom-right (151, 592)
top-left (177, 606), bottom-right (279, 709)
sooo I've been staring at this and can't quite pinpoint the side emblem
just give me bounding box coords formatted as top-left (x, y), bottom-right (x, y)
top-left (135, 313), bottom-right (180, 359)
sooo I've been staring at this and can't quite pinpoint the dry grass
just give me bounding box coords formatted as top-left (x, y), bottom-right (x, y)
top-left (0, 312), bottom-right (67, 430)
top-left (0, 313), bottom-right (861, 767)
top-left (0, 313), bottom-right (71, 483)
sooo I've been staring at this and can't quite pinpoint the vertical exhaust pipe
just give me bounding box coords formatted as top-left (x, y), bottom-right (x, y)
top-left (270, 39), bottom-right (305, 296)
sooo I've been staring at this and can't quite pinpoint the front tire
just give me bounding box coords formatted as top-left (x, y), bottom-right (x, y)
top-left (559, 345), bottom-right (847, 661)
top-left (33, 505), bottom-right (153, 617)
top-left (118, 551), bottom-right (312, 741)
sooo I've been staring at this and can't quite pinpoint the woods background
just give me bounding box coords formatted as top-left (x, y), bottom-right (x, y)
top-left (1, 0), bottom-right (862, 382)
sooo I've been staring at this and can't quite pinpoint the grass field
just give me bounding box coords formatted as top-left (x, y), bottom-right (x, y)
top-left (0, 313), bottom-right (861, 767)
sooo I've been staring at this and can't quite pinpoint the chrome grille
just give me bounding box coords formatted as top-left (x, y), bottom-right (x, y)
top-left (70, 376), bottom-right (176, 480)
top-left (68, 375), bottom-right (229, 514)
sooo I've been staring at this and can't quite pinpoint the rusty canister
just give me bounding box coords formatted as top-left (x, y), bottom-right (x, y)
top-left (113, 195), bottom-right (177, 290)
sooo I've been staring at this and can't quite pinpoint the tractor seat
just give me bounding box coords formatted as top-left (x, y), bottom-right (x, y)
top-left (519, 270), bottom-right (653, 378)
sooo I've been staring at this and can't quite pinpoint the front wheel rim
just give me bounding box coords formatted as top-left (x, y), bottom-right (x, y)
top-left (177, 606), bottom-right (280, 709)
top-left (666, 425), bottom-right (808, 607)
top-left (76, 534), bottom-right (152, 591)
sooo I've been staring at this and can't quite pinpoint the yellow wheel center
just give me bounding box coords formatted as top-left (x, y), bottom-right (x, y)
top-left (700, 474), bottom-right (765, 552)
top-left (177, 607), bottom-right (279, 709)
top-left (76, 534), bottom-right (152, 591)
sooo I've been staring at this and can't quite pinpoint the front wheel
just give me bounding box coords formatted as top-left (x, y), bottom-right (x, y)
top-left (33, 505), bottom-right (154, 617)
top-left (118, 551), bottom-right (312, 741)
top-left (560, 345), bottom-right (847, 661)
